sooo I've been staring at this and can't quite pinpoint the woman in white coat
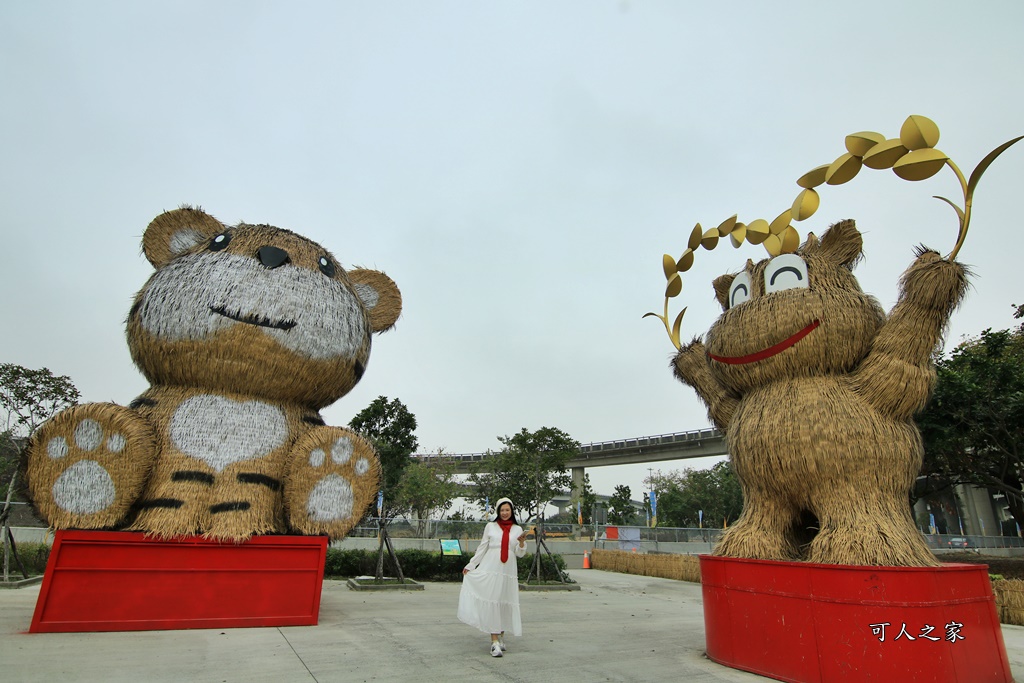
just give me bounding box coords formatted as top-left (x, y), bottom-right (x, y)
top-left (457, 497), bottom-right (528, 657)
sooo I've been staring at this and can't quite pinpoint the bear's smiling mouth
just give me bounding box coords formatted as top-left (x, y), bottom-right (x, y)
top-left (707, 320), bottom-right (820, 365)
top-left (210, 306), bottom-right (297, 331)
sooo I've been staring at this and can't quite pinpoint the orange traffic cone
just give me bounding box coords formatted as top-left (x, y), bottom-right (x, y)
top-left (583, 551), bottom-right (591, 569)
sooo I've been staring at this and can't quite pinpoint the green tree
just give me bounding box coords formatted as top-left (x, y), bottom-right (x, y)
top-left (0, 364), bottom-right (80, 437)
top-left (396, 451), bottom-right (460, 536)
top-left (645, 461), bottom-right (744, 528)
top-left (0, 364), bottom-right (80, 499)
top-left (468, 426), bottom-right (579, 523)
top-left (348, 396), bottom-right (419, 582)
top-left (607, 484), bottom-right (637, 525)
top-left (0, 430), bottom-right (21, 500)
top-left (349, 396), bottom-right (419, 519)
top-left (918, 305), bottom-right (1024, 529)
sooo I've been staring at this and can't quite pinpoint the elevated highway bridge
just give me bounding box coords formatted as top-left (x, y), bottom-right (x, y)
top-left (414, 427), bottom-right (728, 501)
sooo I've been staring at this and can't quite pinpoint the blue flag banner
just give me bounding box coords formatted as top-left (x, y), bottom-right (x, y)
top-left (377, 490), bottom-right (383, 516)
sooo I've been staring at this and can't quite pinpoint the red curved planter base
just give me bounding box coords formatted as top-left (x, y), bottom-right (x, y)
top-left (700, 555), bottom-right (1014, 683)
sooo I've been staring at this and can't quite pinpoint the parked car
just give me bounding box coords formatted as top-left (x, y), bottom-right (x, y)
top-left (947, 537), bottom-right (971, 549)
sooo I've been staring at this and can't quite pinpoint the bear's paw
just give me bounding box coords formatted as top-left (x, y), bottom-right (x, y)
top-left (25, 404), bottom-right (159, 529)
top-left (286, 428), bottom-right (380, 539)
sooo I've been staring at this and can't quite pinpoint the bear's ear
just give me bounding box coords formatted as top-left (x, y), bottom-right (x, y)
top-left (143, 206), bottom-right (227, 268)
top-left (713, 273), bottom-right (736, 311)
top-left (348, 269), bottom-right (402, 332)
top-left (818, 219), bottom-right (863, 268)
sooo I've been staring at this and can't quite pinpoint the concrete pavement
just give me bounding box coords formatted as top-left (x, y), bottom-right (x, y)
top-left (3, 569), bottom-right (1023, 682)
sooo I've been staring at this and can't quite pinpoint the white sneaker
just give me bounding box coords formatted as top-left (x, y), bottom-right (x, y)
top-left (490, 642), bottom-right (503, 657)
top-left (498, 636), bottom-right (506, 651)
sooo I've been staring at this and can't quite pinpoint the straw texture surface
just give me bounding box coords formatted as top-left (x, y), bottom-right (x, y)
top-left (672, 220), bottom-right (967, 567)
top-left (993, 579), bottom-right (1024, 627)
top-left (590, 549), bottom-right (702, 583)
top-left (24, 206), bottom-right (400, 541)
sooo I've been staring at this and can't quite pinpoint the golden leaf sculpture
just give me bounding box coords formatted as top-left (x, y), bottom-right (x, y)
top-left (645, 115), bottom-right (1021, 349)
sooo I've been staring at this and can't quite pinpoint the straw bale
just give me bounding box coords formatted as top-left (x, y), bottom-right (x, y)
top-left (591, 549), bottom-right (615, 572)
top-left (993, 579), bottom-right (1024, 627)
top-left (590, 550), bottom-right (702, 584)
top-left (671, 220), bottom-right (966, 567)
top-left (23, 206), bottom-right (399, 543)
top-left (676, 555), bottom-right (702, 583)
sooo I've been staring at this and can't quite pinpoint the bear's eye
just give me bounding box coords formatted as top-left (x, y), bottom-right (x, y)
top-left (764, 254), bottom-right (809, 294)
top-left (208, 232), bottom-right (232, 252)
top-left (729, 272), bottom-right (753, 308)
top-left (318, 255), bottom-right (336, 278)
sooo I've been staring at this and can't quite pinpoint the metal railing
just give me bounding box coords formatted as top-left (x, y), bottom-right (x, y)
top-left (411, 428), bottom-right (725, 463)
top-left (344, 519), bottom-right (603, 541)
top-left (577, 428), bottom-right (723, 456)
top-left (924, 533), bottom-right (1024, 551)
top-left (343, 520), bottom-right (1024, 551)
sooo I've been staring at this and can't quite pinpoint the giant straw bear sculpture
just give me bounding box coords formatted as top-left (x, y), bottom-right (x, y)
top-left (25, 206), bottom-right (400, 541)
top-left (672, 220), bottom-right (966, 566)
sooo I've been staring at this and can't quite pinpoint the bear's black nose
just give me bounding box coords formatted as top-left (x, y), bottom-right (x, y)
top-left (257, 246), bottom-right (290, 269)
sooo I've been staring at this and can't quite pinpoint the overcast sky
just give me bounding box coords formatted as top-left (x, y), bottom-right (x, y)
top-left (2, 1), bottom-right (1022, 507)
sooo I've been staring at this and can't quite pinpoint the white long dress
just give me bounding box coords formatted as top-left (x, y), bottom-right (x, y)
top-left (457, 521), bottom-right (528, 636)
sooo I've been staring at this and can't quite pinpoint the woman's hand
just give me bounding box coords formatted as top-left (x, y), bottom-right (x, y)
top-left (517, 535), bottom-right (526, 547)
top-left (462, 568), bottom-right (469, 575)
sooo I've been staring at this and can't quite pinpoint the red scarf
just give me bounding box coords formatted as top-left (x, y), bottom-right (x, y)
top-left (497, 518), bottom-right (515, 563)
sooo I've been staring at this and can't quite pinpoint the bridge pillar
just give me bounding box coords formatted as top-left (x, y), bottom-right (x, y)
top-left (571, 467), bottom-right (585, 499)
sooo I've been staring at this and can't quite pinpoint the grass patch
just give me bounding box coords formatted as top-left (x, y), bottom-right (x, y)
top-left (2, 542), bottom-right (50, 576)
top-left (324, 548), bottom-right (570, 582)
top-left (350, 577), bottom-right (420, 585)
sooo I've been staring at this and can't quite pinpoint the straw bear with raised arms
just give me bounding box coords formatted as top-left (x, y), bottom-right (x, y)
top-left (25, 206), bottom-right (400, 541)
top-left (672, 219), bottom-right (966, 566)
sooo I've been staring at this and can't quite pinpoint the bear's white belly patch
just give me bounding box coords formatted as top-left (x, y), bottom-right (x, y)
top-left (170, 395), bottom-right (288, 472)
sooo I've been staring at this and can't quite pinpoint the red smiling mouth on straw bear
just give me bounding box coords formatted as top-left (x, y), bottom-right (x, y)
top-left (707, 320), bottom-right (820, 365)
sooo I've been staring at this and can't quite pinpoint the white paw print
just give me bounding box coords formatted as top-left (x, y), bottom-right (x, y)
top-left (307, 474), bottom-right (354, 522)
top-left (49, 420), bottom-right (127, 459)
top-left (48, 419), bottom-right (126, 514)
top-left (332, 438), bottom-right (353, 464)
top-left (308, 437), bottom-right (370, 476)
top-left (74, 419), bottom-right (103, 450)
top-left (304, 436), bottom-right (373, 522)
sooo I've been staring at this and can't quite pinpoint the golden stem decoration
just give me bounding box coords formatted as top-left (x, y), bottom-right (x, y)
top-left (643, 295), bottom-right (686, 351)
top-left (648, 116), bottom-right (1020, 350)
top-left (944, 135), bottom-right (1023, 261)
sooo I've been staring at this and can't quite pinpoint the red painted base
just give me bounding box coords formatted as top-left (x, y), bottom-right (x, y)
top-left (29, 530), bottom-right (328, 633)
top-left (700, 555), bottom-right (1014, 683)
